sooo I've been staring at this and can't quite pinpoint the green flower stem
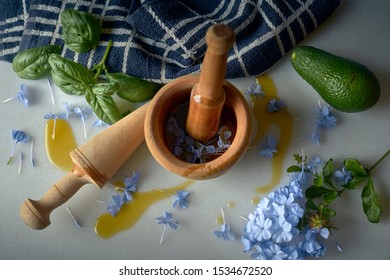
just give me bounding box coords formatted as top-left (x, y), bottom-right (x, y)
top-left (368, 149), bottom-right (390, 173)
top-left (93, 39), bottom-right (113, 80)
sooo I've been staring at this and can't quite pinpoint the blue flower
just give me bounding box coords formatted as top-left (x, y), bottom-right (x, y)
top-left (315, 106), bottom-right (337, 128)
top-left (122, 171), bottom-right (141, 202)
top-left (311, 106), bottom-right (337, 145)
top-left (93, 113), bottom-right (111, 127)
top-left (245, 83), bottom-right (265, 98)
top-left (214, 208), bottom-right (235, 241)
top-left (335, 167), bottom-right (353, 185)
top-left (172, 190), bottom-right (190, 208)
top-left (7, 130), bottom-right (30, 165)
top-left (267, 98), bottom-right (286, 112)
top-left (63, 102), bottom-right (92, 139)
top-left (299, 228), bottom-right (328, 258)
top-left (107, 194), bottom-right (124, 217)
top-left (259, 133), bottom-right (278, 158)
top-left (156, 211), bottom-right (179, 245)
top-left (214, 224), bottom-right (235, 241)
top-left (3, 84), bottom-right (29, 107)
top-left (156, 211), bottom-right (179, 229)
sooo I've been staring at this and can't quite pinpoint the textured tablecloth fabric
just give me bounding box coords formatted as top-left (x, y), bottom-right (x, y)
top-left (0, 0), bottom-right (340, 83)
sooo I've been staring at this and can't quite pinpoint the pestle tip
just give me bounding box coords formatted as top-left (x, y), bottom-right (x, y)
top-left (206, 24), bottom-right (235, 54)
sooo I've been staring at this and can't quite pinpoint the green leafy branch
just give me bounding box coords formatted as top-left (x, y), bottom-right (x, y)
top-left (288, 149), bottom-right (389, 232)
top-left (12, 9), bottom-right (161, 124)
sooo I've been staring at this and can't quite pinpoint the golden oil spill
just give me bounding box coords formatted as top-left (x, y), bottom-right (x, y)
top-left (95, 180), bottom-right (193, 238)
top-left (45, 119), bottom-right (77, 172)
top-left (252, 75), bottom-right (294, 194)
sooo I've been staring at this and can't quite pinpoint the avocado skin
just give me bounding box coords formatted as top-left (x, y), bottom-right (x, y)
top-left (291, 46), bottom-right (380, 112)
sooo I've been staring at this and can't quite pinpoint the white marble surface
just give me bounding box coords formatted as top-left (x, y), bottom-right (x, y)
top-left (1, 0), bottom-right (390, 260)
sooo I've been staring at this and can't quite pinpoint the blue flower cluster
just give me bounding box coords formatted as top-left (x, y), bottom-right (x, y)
top-left (167, 116), bottom-right (231, 163)
top-left (241, 158), bottom-right (330, 260)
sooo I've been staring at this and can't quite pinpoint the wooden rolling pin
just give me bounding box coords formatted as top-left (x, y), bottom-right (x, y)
top-left (185, 24), bottom-right (235, 143)
top-left (20, 103), bottom-right (149, 230)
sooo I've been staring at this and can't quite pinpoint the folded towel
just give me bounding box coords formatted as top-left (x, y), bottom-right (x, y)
top-left (0, 0), bottom-right (340, 83)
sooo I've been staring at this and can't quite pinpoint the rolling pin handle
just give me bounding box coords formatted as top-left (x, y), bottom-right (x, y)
top-left (20, 171), bottom-right (92, 230)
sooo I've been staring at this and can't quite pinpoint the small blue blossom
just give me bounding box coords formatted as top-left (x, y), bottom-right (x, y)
top-left (93, 113), bottom-right (111, 127)
top-left (245, 83), bottom-right (265, 108)
top-left (259, 133), bottom-right (278, 158)
top-left (335, 167), bottom-right (353, 185)
top-left (172, 190), bottom-right (190, 208)
top-left (214, 224), bottom-right (236, 241)
top-left (245, 83), bottom-right (265, 98)
top-left (311, 106), bottom-right (337, 145)
top-left (156, 211), bottom-right (179, 245)
top-left (7, 130), bottom-right (30, 165)
top-left (122, 171), bottom-right (141, 202)
top-left (315, 106), bottom-right (337, 128)
top-left (44, 112), bottom-right (67, 139)
top-left (3, 84), bottom-right (29, 107)
top-left (267, 98), bottom-right (286, 112)
top-left (156, 211), bottom-right (179, 229)
top-left (214, 208), bottom-right (235, 241)
top-left (107, 194), bottom-right (124, 217)
top-left (63, 102), bottom-right (93, 139)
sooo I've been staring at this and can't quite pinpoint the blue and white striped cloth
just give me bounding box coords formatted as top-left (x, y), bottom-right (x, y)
top-left (0, 0), bottom-right (340, 83)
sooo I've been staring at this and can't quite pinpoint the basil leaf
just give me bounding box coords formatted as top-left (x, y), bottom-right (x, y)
top-left (361, 177), bottom-right (382, 223)
top-left (49, 54), bottom-right (94, 95)
top-left (107, 73), bottom-right (161, 102)
top-left (343, 158), bottom-right (368, 189)
top-left (12, 45), bottom-right (61, 79)
top-left (85, 92), bottom-right (122, 124)
top-left (92, 82), bottom-right (120, 96)
top-left (61, 9), bottom-right (101, 53)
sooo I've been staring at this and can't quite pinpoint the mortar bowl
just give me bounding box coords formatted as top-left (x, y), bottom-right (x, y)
top-left (144, 75), bottom-right (251, 180)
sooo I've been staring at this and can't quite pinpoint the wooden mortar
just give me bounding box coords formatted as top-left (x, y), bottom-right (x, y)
top-left (145, 24), bottom-right (251, 179)
top-left (144, 74), bottom-right (251, 179)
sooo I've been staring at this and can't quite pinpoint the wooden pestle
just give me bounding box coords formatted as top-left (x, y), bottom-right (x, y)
top-left (185, 24), bottom-right (235, 143)
top-left (20, 103), bottom-right (149, 230)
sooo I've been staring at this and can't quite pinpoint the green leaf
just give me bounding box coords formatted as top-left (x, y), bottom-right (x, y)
top-left (319, 204), bottom-right (336, 218)
top-left (61, 9), bottom-right (101, 53)
top-left (323, 159), bottom-right (334, 186)
top-left (323, 190), bottom-right (338, 204)
top-left (107, 73), bottom-right (161, 102)
top-left (343, 158), bottom-right (369, 189)
top-left (287, 165), bottom-right (301, 173)
top-left (49, 54), bottom-right (94, 95)
top-left (92, 82), bottom-right (120, 96)
top-left (85, 92), bottom-right (122, 124)
top-left (306, 199), bottom-right (318, 211)
top-left (361, 177), bottom-right (382, 223)
top-left (313, 173), bottom-right (323, 186)
top-left (12, 45), bottom-right (61, 79)
top-left (305, 186), bottom-right (332, 199)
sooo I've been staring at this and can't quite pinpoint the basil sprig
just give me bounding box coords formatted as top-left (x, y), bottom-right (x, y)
top-left (12, 45), bottom-right (60, 79)
top-left (61, 9), bottom-right (101, 53)
top-left (12, 9), bottom-right (161, 124)
top-left (49, 53), bottom-right (121, 124)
